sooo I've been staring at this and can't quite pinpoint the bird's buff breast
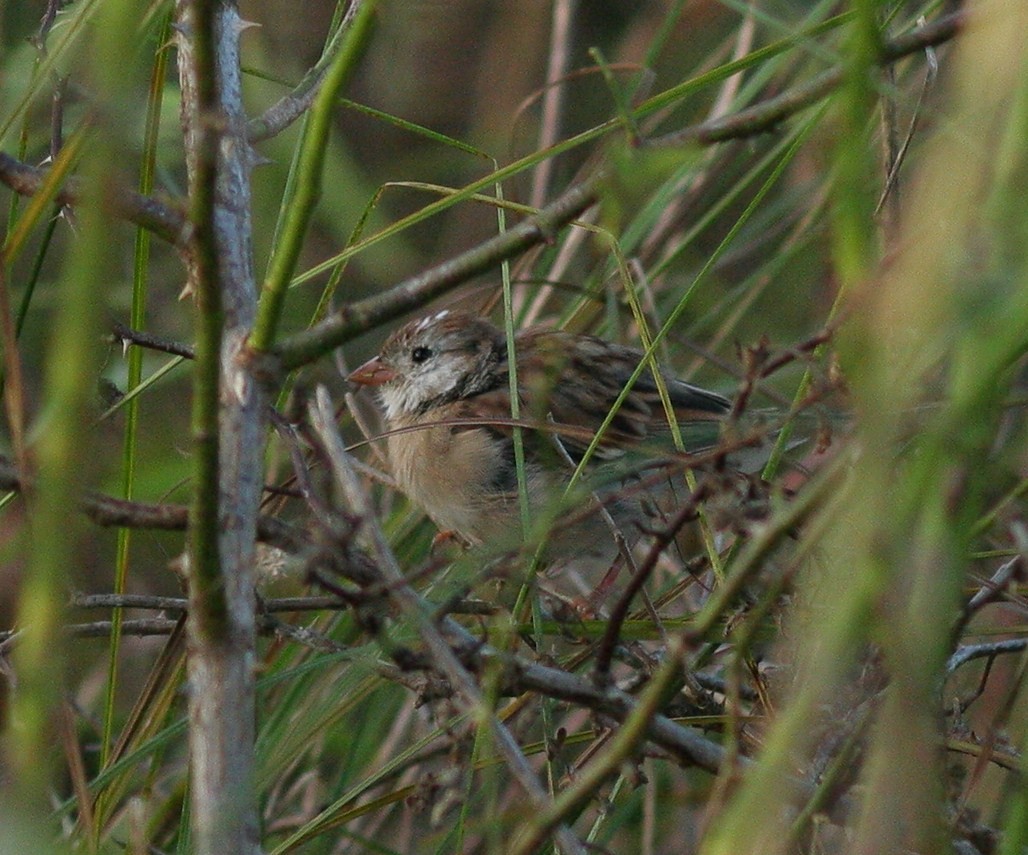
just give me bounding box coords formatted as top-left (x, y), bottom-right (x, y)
top-left (387, 421), bottom-right (512, 542)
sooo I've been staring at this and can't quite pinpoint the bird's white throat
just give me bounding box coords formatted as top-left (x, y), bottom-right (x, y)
top-left (378, 354), bottom-right (473, 422)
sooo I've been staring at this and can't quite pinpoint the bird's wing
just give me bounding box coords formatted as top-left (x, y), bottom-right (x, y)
top-left (513, 329), bottom-right (729, 463)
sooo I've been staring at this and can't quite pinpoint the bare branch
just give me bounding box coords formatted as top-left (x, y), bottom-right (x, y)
top-left (70, 592), bottom-right (344, 613)
top-left (245, 0), bottom-right (371, 142)
top-left (0, 453), bottom-right (305, 552)
top-left (947, 639), bottom-right (1028, 674)
top-left (111, 322), bottom-right (196, 359)
top-left (655, 11), bottom-right (962, 147)
top-left (67, 619), bottom-right (182, 638)
top-left (0, 152), bottom-right (187, 245)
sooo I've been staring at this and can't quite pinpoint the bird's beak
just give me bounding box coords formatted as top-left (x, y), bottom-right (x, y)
top-left (348, 356), bottom-right (396, 386)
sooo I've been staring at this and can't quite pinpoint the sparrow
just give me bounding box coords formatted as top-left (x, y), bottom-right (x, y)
top-left (347, 310), bottom-right (731, 577)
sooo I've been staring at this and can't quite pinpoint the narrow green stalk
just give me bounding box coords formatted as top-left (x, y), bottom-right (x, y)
top-left (830, 0), bottom-right (880, 289)
top-left (15, 212), bottom-right (59, 338)
top-left (8, 0), bottom-right (136, 810)
top-left (186, 0), bottom-right (227, 626)
top-left (589, 46), bottom-right (641, 142)
top-left (251, 0), bottom-right (377, 352)
top-left (100, 4), bottom-right (173, 785)
top-left (497, 187), bottom-right (531, 562)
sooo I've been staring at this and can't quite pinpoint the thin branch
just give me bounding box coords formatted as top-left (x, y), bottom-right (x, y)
top-left (0, 152), bottom-right (187, 245)
top-left (111, 321), bottom-right (196, 359)
top-left (654, 10), bottom-right (962, 147)
top-left (70, 592), bottom-right (344, 613)
top-left (258, 611), bottom-right (347, 653)
top-left (947, 639), bottom-right (1028, 674)
top-left (67, 619), bottom-right (181, 638)
top-left (14, 615), bottom-right (344, 655)
top-left (245, 0), bottom-right (370, 142)
top-left (966, 556), bottom-right (1025, 616)
top-left (0, 453), bottom-right (306, 552)
top-left (593, 486), bottom-right (705, 679)
top-left (34, 0), bottom-right (62, 45)
top-left (73, 593), bottom-right (189, 611)
top-left (60, 585), bottom-right (733, 774)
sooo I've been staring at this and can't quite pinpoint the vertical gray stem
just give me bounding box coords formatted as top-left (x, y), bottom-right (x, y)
top-left (176, 1), bottom-right (264, 852)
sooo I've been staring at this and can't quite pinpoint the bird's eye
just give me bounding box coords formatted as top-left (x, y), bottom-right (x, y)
top-left (411, 346), bottom-right (433, 364)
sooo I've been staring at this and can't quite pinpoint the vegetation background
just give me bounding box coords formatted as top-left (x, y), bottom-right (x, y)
top-left (0, 0), bottom-right (1025, 853)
